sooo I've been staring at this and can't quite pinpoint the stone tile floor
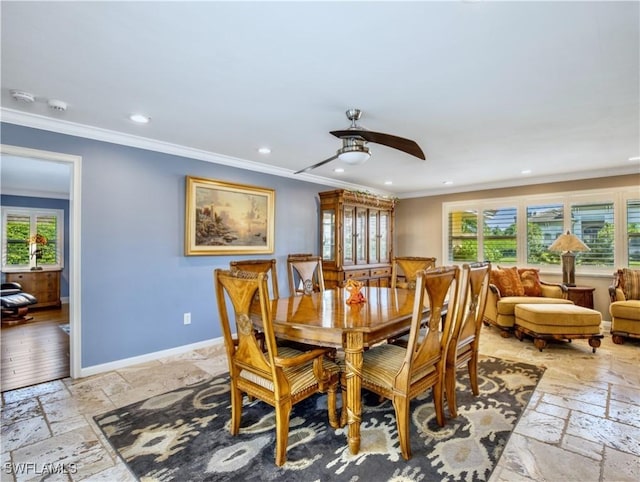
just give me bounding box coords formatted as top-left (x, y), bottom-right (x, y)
top-left (1, 322), bottom-right (639, 481)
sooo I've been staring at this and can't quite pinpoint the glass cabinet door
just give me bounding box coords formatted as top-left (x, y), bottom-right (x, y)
top-left (369, 210), bottom-right (379, 263)
top-left (343, 206), bottom-right (354, 265)
top-left (379, 210), bottom-right (390, 263)
top-left (321, 209), bottom-right (335, 261)
top-left (355, 208), bottom-right (367, 264)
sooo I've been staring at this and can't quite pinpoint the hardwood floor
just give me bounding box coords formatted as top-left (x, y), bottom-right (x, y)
top-left (1, 304), bottom-right (69, 392)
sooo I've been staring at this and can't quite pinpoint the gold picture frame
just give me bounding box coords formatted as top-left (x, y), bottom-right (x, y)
top-left (185, 176), bottom-right (275, 255)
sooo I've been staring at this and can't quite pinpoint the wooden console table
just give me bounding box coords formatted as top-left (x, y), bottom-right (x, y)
top-left (4, 269), bottom-right (62, 309)
top-left (566, 285), bottom-right (595, 309)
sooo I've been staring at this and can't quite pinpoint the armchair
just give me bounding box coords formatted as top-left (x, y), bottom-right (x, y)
top-left (1, 282), bottom-right (37, 324)
top-left (445, 261), bottom-right (491, 418)
top-left (346, 266), bottom-right (460, 460)
top-left (483, 267), bottom-right (571, 336)
top-left (214, 269), bottom-right (340, 466)
top-left (609, 268), bottom-right (640, 344)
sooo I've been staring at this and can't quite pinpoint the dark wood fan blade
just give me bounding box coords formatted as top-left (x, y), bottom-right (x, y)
top-left (294, 154), bottom-right (339, 174)
top-left (330, 129), bottom-right (426, 160)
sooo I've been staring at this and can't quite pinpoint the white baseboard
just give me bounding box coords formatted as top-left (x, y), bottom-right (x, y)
top-left (79, 336), bottom-right (225, 378)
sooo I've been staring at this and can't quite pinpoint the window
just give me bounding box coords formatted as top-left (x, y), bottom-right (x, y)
top-left (1, 207), bottom-right (64, 271)
top-left (571, 202), bottom-right (614, 266)
top-left (628, 199), bottom-right (640, 267)
top-left (449, 209), bottom-right (478, 262)
top-left (444, 187), bottom-right (635, 271)
top-left (483, 207), bottom-right (517, 263)
top-left (527, 204), bottom-right (563, 265)
top-left (449, 206), bottom-right (518, 263)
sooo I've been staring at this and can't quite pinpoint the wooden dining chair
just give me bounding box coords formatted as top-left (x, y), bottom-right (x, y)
top-left (214, 268), bottom-right (341, 466)
top-left (230, 258), bottom-right (280, 300)
top-left (391, 256), bottom-right (437, 289)
top-left (387, 256), bottom-right (437, 344)
top-left (444, 261), bottom-right (491, 418)
top-left (287, 253), bottom-right (325, 295)
top-left (349, 265), bottom-right (460, 460)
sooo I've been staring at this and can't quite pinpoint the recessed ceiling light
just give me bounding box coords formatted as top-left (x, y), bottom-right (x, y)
top-left (333, 168), bottom-right (344, 173)
top-left (443, 180), bottom-right (453, 185)
top-left (258, 147), bottom-right (271, 154)
top-left (521, 169), bottom-right (532, 175)
top-left (629, 156), bottom-right (640, 162)
top-left (384, 181), bottom-right (393, 185)
top-left (129, 113), bottom-right (150, 124)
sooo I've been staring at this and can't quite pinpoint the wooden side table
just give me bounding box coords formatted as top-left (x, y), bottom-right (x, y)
top-left (566, 285), bottom-right (595, 309)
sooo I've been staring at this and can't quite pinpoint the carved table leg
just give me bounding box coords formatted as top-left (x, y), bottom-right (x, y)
top-left (343, 331), bottom-right (364, 455)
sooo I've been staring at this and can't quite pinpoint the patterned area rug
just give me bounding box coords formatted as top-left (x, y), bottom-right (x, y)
top-left (95, 356), bottom-right (543, 481)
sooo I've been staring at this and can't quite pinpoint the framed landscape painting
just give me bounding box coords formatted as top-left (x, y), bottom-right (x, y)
top-left (185, 176), bottom-right (275, 255)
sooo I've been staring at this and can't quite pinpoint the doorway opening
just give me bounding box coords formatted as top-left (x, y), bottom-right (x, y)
top-left (0, 144), bottom-right (81, 392)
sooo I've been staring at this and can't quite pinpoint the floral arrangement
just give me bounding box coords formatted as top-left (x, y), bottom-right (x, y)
top-left (345, 279), bottom-right (366, 304)
top-left (28, 233), bottom-right (48, 246)
top-left (27, 233), bottom-right (48, 269)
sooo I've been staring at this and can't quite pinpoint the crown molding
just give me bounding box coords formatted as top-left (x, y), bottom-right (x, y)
top-left (0, 187), bottom-right (69, 200)
top-left (399, 165), bottom-right (640, 199)
top-left (1, 108), bottom-right (378, 194)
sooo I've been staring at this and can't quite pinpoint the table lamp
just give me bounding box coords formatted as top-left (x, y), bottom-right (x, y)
top-left (548, 230), bottom-right (589, 286)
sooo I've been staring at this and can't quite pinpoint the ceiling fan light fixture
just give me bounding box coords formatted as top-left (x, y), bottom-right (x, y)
top-left (338, 150), bottom-right (370, 165)
top-left (338, 140), bottom-right (371, 165)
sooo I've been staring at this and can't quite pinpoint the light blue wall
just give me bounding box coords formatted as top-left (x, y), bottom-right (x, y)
top-left (1, 123), bottom-right (332, 368)
top-left (0, 195), bottom-right (70, 297)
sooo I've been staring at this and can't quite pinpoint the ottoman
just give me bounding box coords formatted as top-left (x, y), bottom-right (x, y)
top-left (514, 304), bottom-right (604, 353)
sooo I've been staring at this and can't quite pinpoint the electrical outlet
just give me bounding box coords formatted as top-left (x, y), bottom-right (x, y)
top-left (183, 312), bottom-right (191, 325)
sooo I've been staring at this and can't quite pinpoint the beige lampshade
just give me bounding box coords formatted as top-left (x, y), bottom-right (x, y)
top-left (548, 230), bottom-right (590, 252)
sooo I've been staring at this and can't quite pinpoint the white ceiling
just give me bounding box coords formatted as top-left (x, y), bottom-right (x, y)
top-left (1, 1), bottom-right (638, 198)
top-left (0, 155), bottom-right (71, 199)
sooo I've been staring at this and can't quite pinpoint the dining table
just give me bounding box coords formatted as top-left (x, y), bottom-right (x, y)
top-left (260, 286), bottom-right (428, 455)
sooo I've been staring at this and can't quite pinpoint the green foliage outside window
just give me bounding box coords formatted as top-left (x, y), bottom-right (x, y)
top-left (452, 239), bottom-right (477, 261)
top-left (527, 222), bottom-right (559, 265)
top-left (6, 221), bottom-right (30, 265)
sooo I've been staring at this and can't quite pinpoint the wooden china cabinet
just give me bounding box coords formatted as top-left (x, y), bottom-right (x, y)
top-left (319, 189), bottom-right (395, 289)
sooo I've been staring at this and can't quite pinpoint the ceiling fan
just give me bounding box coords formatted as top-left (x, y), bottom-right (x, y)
top-left (294, 108), bottom-right (426, 174)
